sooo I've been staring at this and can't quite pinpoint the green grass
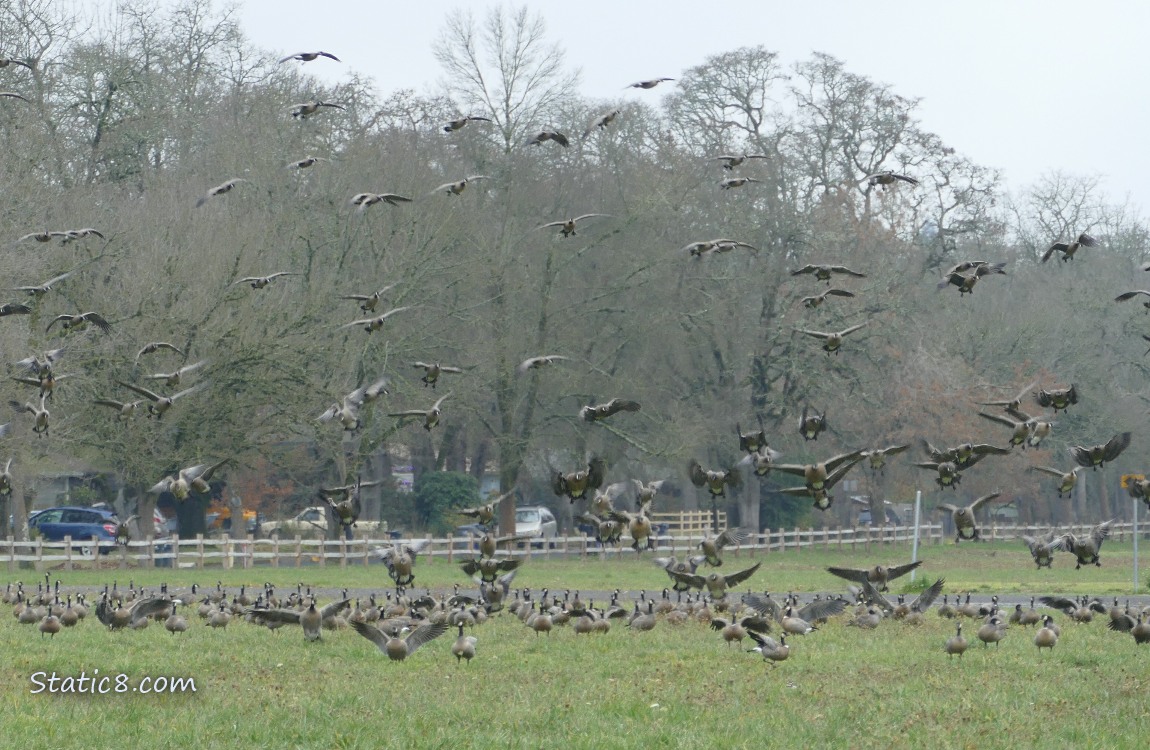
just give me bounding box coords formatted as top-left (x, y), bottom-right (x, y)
top-left (1, 540), bottom-right (1147, 749)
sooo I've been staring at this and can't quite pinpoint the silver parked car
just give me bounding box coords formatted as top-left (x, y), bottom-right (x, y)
top-left (515, 506), bottom-right (558, 547)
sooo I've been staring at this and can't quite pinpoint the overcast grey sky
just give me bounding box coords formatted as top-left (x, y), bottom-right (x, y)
top-left (238, 0), bottom-right (1149, 210)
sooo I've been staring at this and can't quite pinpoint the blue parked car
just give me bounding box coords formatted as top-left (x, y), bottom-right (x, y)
top-left (28, 506), bottom-right (120, 554)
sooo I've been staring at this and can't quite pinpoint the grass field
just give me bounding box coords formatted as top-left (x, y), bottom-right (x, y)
top-left (1, 539), bottom-right (1147, 749)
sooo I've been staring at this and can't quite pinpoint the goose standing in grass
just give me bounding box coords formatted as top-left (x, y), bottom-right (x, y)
top-left (164, 603), bottom-right (188, 634)
top-left (1033, 616), bottom-right (1058, 653)
top-left (977, 616), bottom-right (1008, 648)
top-left (748, 632), bottom-right (789, 666)
top-left (350, 620), bottom-right (448, 661)
top-left (945, 622), bottom-right (968, 659)
top-left (451, 623), bottom-right (477, 663)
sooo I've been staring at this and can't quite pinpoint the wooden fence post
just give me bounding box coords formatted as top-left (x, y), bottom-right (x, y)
top-left (64, 535), bottom-right (73, 572)
top-left (294, 536), bottom-right (302, 568)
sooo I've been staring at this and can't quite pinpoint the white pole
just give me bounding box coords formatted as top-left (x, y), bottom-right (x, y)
top-left (1133, 496), bottom-right (1139, 594)
top-left (910, 489), bottom-right (922, 583)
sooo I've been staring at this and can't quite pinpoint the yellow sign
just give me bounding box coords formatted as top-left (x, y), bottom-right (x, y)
top-left (1121, 474), bottom-right (1145, 489)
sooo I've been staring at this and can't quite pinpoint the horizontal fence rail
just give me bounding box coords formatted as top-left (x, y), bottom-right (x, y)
top-left (1, 522), bottom-right (1143, 571)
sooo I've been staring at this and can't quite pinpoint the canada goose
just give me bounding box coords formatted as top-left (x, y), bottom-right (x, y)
top-left (457, 490), bottom-right (514, 528)
top-left (412, 362), bottom-right (464, 389)
top-left (858, 577), bottom-right (944, 621)
top-left (1130, 615), bottom-right (1150, 644)
top-left (460, 556), bottom-right (520, 583)
top-left (1028, 465), bottom-right (1080, 498)
top-left (11, 270), bottom-right (74, 298)
top-left (858, 444), bottom-right (909, 475)
top-left (234, 272), bottom-right (299, 289)
top-left (516, 354), bottom-right (569, 374)
top-left (12, 372), bottom-right (71, 400)
top-left (697, 527), bottom-right (749, 567)
top-left (575, 511), bottom-right (624, 547)
top-left (0, 91), bottom-right (29, 102)
top-left (977, 616), bottom-right (1008, 648)
top-left (688, 459), bottom-right (741, 498)
top-left (0, 303), bottom-right (31, 317)
top-left (537, 213), bottom-right (610, 237)
top-left (627, 600), bottom-right (657, 631)
top-left (351, 192), bottom-right (412, 210)
top-left (291, 100), bottom-right (345, 119)
top-left (1021, 533), bottom-right (1062, 568)
top-left (914, 459), bottom-right (972, 489)
top-left (945, 622), bottom-right (968, 659)
top-left (734, 416), bottom-right (769, 455)
top-left (285, 156), bottom-right (327, 169)
top-left (978, 379), bottom-right (1040, 412)
top-left (430, 174), bottom-right (490, 196)
top-left (719, 176), bottom-right (760, 190)
top-left (388, 393), bottom-right (450, 431)
top-left (800, 288), bottom-right (855, 309)
top-left (977, 411), bottom-right (1034, 448)
top-left (773, 450), bottom-right (866, 495)
top-left (936, 262), bottom-right (1006, 295)
top-left (145, 360), bottom-right (207, 389)
top-left (0, 458), bottom-right (11, 495)
top-left (318, 391), bottom-right (366, 431)
top-left (195, 178), bottom-right (247, 207)
top-left (279, 51), bottom-right (340, 63)
top-left (351, 620), bottom-right (448, 661)
top-left (796, 323), bottom-right (867, 355)
top-left (148, 460), bottom-right (228, 501)
top-left (338, 305), bottom-right (413, 333)
top-left (340, 283), bottom-right (397, 313)
top-left (712, 153), bottom-right (767, 171)
top-left (525, 129), bottom-right (569, 147)
top-left (791, 263), bottom-right (866, 284)
top-left (777, 457), bottom-right (860, 510)
top-left (866, 170), bottom-right (918, 189)
top-left (848, 606), bottom-right (883, 629)
top-left (320, 476), bottom-right (382, 534)
top-left (937, 595), bottom-right (956, 619)
top-left (39, 609), bottom-right (61, 638)
top-left (934, 492), bottom-right (1001, 543)
top-left (582, 109), bottom-right (620, 138)
top-left (580, 398), bottom-right (641, 422)
top-left (711, 613), bottom-right (769, 646)
top-left (551, 456), bottom-right (607, 503)
top-left (450, 622), bottom-right (478, 663)
top-left (606, 499), bottom-right (656, 552)
top-left (0, 57), bottom-right (31, 70)
top-left (1033, 616), bottom-right (1058, 652)
top-left (443, 114), bottom-right (491, 132)
top-left (95, 596), bottom-right (173, 631)
top-left (680, 238), bottom-right (757, 258)
top-left (245, 598), bottom-right (350, 641)
top-left (373, 538), bottom-right (432, 588)
top-left (134, 342), bottom-right (184, 362)
top-left (9, 395), bottom-right (49, 436)
top-left (46, 311), bottom-right (110, 334)
top-left (164, 603), bottom-right (187, 634)
top-left (114, 516), bottom-right (138, 546)
top-left (921, 439), bottom-right (1011, 469)
top-left (826, 561), bottom-right (922, 592)
top-left (1041, 232), bottom-right (1098, 262)
top-left (1060, 520), bottom-right (1112, 568)
top-left (1114, 289), bottom-right (1150, 310)
top-left (790, 407), bottom-right (826, 444)
top-left (1128, 478), bottom-right (1150, 510)
top-left (664, 562), bottom-right (761, 600)
top-left (1068, 432), bottom-right (1131, 469)
top-left (627, 77), bottom-right (674, 89)
top-left (1034, 384), bottom-right (1078, 412)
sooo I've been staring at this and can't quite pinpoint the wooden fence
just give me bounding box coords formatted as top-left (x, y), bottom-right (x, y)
top-left (3, 521), bottom-right (1143, 571)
